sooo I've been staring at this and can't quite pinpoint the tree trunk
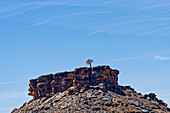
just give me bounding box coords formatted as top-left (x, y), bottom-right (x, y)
top-left (89, 63), bottom-right (92, 82)
top-left (73, 69), bottom-right (76, 86)
top-left (89, 63), bottom-right (92, 68)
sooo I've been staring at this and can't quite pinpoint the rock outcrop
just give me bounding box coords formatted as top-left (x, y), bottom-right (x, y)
top-left (28, 66), bottom-right (121, 99)
top-left (12, 65), bottom-right (170, 113)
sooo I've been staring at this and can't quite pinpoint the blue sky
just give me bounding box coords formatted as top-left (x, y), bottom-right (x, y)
top-left (0, 0), bottom-right (170, 112)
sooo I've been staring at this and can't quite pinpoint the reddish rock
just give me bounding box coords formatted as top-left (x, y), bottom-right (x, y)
top-left (28, 65), bottom-right (120, 99)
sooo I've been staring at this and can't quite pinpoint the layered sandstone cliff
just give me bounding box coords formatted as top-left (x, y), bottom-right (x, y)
top-left (28, 66), bottom-right (121, 99)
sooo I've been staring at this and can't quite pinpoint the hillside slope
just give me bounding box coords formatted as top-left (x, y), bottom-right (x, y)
top-left (12, 66), bottom-right (170, 113)
top-left (12, 85), bottom-right (170, 113)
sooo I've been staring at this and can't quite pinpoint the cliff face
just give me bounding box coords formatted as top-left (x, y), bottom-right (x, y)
top-left (28, 66), bottom-right (120, 99)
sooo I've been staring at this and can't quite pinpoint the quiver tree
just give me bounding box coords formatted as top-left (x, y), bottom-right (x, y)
top-left (86, 59), bottom-right (93, 82)
top-left (86, 59), bottom-right (93, 68)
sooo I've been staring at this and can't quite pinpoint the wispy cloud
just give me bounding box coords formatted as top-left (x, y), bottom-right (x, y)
top-left (106, 51), bottom-right (170, 63)
top-left (29, 11), bottom-right (112, 27)
top-left (0, 91), bottom-right (27, 99)
top-left (139, 3), bottom-right (170, 11)
top-left (1, 0), bottom-right (170, 36)
top-left (154, 55), bottom-right (170, 60)
top-left (0, 91), bottom-right (30, 113)
top-left (139, 26), bottom-right (170, 36)
top-left (109, 55), bottom-right (150, 63)
top-left (0, 107), bottom-right (13, 112)
top-left (0, 81), bottom-right (20, 85)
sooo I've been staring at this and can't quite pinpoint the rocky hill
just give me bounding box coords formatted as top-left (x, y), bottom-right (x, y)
top-left (12, 66), bottom-right (170, 113)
